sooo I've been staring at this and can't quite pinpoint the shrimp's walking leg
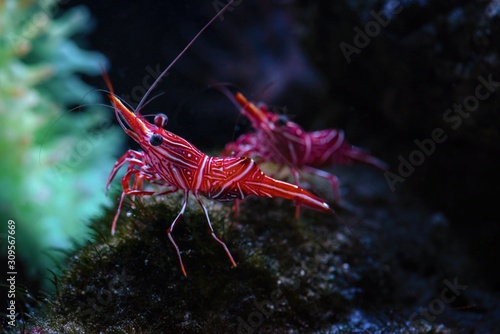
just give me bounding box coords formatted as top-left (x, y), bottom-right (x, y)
top-left (304, 166), bottom-right (340, 202)
top-left (167, 191), bottom-right (190, 276)
top-left (111, 168), bottom-right (155, 235)
top-left (291, 168), bottom-right (302, 218)
top-left (195, 194), bottom-right (237, 269)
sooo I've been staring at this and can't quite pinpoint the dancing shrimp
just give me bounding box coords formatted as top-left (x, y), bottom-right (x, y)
top-left (223, 93), bottom-right (388, 214)
top-left (104, 1), bottom-right (331, 276)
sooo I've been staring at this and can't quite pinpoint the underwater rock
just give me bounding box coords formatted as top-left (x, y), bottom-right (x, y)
top-left (21, 165), bottom-right (495, 333)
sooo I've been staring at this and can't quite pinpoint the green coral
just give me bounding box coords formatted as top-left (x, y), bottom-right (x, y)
top-left (0, 0), bottom-right (122, 288)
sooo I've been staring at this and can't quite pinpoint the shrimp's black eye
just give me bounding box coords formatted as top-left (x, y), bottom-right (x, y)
top-left (154, 114), bottom-right (168, 128)
top-left (276, 115), bottom-right (288, 127)
top-left (150, 133), bottom-right (163, 146)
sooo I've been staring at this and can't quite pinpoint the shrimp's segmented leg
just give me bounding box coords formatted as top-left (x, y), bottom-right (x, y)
top-left (231, 200), bottom-right (241, 219)
top-left (111, 167), bottom-right (156, 235)
top-left (166, 191), bottom-right (190, 276)
top-left (195, 193), bottom-right (237, 269)
top-left (108, 150), bottom-right (177, 235)
top-left (290, 168), bottom-right (303, 218)
top-left (106, 150), bottom-right (145, 193)
top-left (303, 166), bottom-right (340, 203)
top-left (166, 191), bottom-right (237, 277)
top-left (288, 166), bottom-right (338, 218)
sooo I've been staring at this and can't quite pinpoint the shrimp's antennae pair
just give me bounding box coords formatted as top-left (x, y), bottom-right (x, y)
top-left (136, 0), bottom-right (237, 111)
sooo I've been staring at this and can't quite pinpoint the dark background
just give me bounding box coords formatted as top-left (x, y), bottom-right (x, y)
top-left (60, 0), bottom-right (499, 292)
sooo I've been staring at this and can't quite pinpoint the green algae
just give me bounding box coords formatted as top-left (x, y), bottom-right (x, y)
top-left (0, 0), bottom-right (122, 292)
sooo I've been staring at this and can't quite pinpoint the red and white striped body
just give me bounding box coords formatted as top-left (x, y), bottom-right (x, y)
top-left (102, 0), bottom-right (331, 276)
top-left (223, 93), bottom-right (388, 203)
top-left (104, 80), bottom-right (331, 276)
top-left (136, 125), bottom-right (328, 211)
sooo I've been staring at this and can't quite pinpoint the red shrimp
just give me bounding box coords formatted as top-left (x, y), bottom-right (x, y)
top-left (223, 93), bottom-right (387, 216)
top-left (104, 1), bottom-right (332, 276)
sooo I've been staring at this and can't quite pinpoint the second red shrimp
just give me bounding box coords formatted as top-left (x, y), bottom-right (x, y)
top-left (223, 93), bottom-right (388, 215)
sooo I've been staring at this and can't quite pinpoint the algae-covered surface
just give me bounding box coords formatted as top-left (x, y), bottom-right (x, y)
top-left (19, 166), bottom-right (496, 333)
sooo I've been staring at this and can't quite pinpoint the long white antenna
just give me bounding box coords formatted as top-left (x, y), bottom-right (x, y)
top-left (136, 0), bottom-right (236, 111)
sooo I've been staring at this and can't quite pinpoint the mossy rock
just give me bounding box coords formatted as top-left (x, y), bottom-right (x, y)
top-left (22, 167), bottom-right (472, 333)
top-left (26, 191), bottom-right (357, 333)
